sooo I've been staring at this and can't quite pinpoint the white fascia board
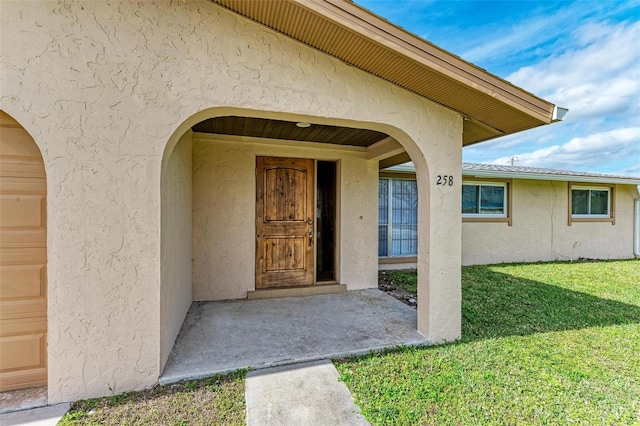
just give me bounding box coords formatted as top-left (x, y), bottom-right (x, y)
top-left (383, 162), bottom-right (640, 185)
top-left (461, 170), bottom-right (640, 185)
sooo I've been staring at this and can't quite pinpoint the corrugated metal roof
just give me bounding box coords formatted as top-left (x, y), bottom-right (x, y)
top-left (210, 0), bottom-right (558, 146)
top-left (384, 162), bottom-right (640, 185)
top-left (462, 163), bottom-right (640, 184)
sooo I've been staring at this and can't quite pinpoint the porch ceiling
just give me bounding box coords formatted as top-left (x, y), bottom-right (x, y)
top-left (210, 0), bottom-right (557, 146)
top-left (192, 116), bottom-right (389, 147)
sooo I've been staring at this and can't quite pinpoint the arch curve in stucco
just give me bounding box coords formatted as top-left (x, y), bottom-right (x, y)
top-left (0, 108), bottom-right (49, 177)
top-left (159, 105), bottom-right (434, 364)
top-left (160, 106), bottom-right (431, 183)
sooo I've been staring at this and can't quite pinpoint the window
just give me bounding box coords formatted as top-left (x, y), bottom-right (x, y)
top-left (462, 181), bottom-right (508, 219)
top-left (570, 185), bottom-right (613, 221)
top-left (378, 178), bottom-right (418, 257)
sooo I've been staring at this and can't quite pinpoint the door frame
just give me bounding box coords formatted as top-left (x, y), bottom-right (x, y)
top-left (254, 155), bottom-right (340, 289)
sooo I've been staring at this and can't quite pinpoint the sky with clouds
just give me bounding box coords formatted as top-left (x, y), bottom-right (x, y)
top-left (355, 0), bottom-right (640, 176)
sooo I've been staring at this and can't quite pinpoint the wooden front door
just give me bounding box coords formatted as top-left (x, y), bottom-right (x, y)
top-left (256, 157), bottom-right (314, 288)
top-left (0, 111), bottom-right (47, 392)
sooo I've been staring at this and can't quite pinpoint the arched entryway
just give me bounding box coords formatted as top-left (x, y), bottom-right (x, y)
top-left (0, 111), bottom-right (47, 392)
top-left (159, 109), bottom-right (436, 380)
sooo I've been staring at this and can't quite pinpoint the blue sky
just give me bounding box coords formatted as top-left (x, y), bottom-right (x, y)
top-left (355, 0), bottom-right (640, 176)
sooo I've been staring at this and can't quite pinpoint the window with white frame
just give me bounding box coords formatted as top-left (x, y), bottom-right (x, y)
top-left (462, 181), bottom-right (507, 218)
top-left (571, 186), bottom-right (611, 218)
top-left (378, 178), bottom-right (418, 257)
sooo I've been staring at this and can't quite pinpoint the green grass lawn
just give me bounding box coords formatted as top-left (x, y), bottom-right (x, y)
top-left (58, 260), bottom-right (639, 425)
top-left (59, 371), bottom-right (245, 426)
top-left (337, 260), bottom-right (640, 425)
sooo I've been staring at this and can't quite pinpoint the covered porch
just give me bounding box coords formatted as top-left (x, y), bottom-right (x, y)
top-left (160, 289), bottom-right (427, 384)
top-left (159, 110), bottom-right (444, 380)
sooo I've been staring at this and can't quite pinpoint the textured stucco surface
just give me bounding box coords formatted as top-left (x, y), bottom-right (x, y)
top-left (1, 0), bottom-right (462, 402)
top-left (192, 137), bottom-right (378, 301)
top-left (462, 181), bottom-right (640, 265)
top-left (160, 131), bottom-right (193, 371)
top-left (378, 262), bottom-right (417, 271)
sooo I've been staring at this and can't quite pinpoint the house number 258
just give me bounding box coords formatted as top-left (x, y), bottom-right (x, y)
top-left (437, 175), bottom-right (454, 186)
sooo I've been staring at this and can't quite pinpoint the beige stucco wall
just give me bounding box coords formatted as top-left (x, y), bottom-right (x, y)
top-left (462, 180), bottom-right (640, 265)
top-left (160, 131), bottom-right (193, 371)
top-left (192, 136), bottom-right (378, 300)
top-left (378, 262), bottom-right (417, 271)
top-left (1, 0), bottom-right (462, 402)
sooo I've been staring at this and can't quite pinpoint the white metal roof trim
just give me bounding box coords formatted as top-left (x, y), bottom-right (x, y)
top-left (384, 163), bottom-right (640, 185)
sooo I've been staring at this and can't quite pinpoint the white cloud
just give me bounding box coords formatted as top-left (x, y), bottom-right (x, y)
top-left (490, 127), bottom-right (640, 172)
top-left (469, 18), bottom-right (640, 176)
top-left (461, 6), bottom-right (579, 64)
top-left (617, 163), bottom-right (640, 176)
top-left (506, 20), bottom-right (640, 120)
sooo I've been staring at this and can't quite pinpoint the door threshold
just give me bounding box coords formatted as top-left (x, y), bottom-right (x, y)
top-left (247, 284), bottom-right (346, 300)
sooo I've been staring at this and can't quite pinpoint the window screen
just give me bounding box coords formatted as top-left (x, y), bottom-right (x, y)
top-left (378, 178), bottom-right (418, 257)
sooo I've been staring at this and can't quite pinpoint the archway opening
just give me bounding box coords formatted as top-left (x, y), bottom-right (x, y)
top-left (0, 111), bottom-right (48, 402)
top-left (160, 110), bottom-right (431, 379)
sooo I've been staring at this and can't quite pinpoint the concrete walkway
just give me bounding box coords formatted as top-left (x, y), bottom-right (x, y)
top-left (161, 289), bottom-right (428, 384)
top-left (0, 403), bottom-right (69, 426)
top-left (246, 359), bottom-right (369, 426)
top-left (3, 361), bottom-right (367, 426)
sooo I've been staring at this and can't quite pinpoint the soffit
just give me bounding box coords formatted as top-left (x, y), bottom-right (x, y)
top-left (192, 116), bottom-right (389, 147)
top-left (210, 0), bottom-right (557, 146)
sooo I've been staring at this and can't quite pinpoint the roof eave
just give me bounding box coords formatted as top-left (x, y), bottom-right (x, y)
top-left (210, 0), bottom-right (557, 145)
top-left (320, 0), bottom-right (554, 120)
top-left (462, 170), bottom-right (640, 185)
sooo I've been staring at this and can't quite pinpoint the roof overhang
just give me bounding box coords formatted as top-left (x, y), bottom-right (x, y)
top-left (210, 0), bottom-right (558, 146)
top-left (461, 169), bottom-right (640, 185)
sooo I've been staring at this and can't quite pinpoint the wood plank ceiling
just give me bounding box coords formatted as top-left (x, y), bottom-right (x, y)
top-left (192, 116), bottom-right (389, 147)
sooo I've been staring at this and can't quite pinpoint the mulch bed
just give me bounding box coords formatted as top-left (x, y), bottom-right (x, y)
top-left (378, 275), bottom-right (417, 309)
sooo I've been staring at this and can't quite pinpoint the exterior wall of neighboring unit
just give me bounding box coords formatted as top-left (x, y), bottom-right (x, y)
top-left (378, 261), bottom-right (417, 271)
top-left (1, 0), bottom-right (462, 402)
top-left (192, 136), bottom-right (379, 301)
top-left (378, 177), bottom-right (639, 269)
top-left (462, 179), bottom-right (640, 265)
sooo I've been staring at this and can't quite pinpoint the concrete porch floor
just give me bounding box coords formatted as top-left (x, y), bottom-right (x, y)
top-left (160, 289), bottom-right (428, 384)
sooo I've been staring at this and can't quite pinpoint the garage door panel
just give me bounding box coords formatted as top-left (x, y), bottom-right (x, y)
top-left (0, 126), bottom-right (42, 157)
top-left (0, 301), bottom-right (47, 321)
top-left (0, 111), bottom-right (47, 392)
top-left (0, 194), bottom-right (46, 230)
top-left (0, 247), bottom-right (47, 263)
top-left (0, 331), bottom-right (46, 371)
top-left (0, 316), bottom-right (46, 391)
top-left (0, 316), bottom-right (46, 335)
top-left (0, 231), bottom-right (46, 248)
top-left (0, 369), bottom-right (47, 392)
top-left (0, 176), bottom-right (46, 194)
top-left (0, 159), bottom-right (46, 179)
top-left (0, 249), bottom-right (46, 319)
top-left (0, 264), bottom-right (46, 299)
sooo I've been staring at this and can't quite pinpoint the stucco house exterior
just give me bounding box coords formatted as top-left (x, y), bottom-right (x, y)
top-left (1, 1), bottom-right (564, 403)
top-left (378, 163), bottom-right (640, 269)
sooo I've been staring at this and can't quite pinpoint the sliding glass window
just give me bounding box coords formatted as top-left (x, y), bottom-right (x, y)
top-left (462, 182), bottom-right (507, 218)
top-left (571, 186), bottom-right (611, 218)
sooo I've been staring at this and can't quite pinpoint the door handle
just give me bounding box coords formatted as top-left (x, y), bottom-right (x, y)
top-left (308, 227), bottom-right (313, 247)
top-left (307, 218), bottom-right (313, 225)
